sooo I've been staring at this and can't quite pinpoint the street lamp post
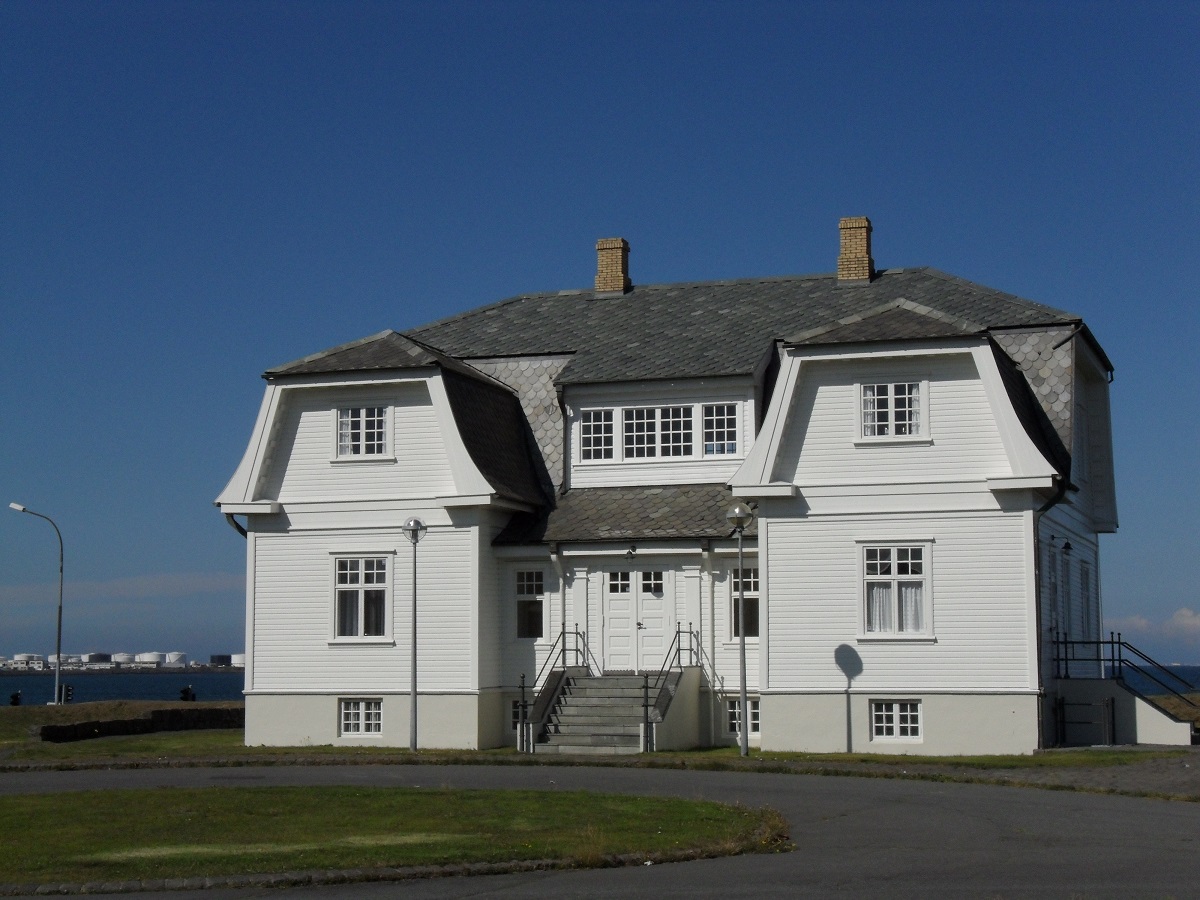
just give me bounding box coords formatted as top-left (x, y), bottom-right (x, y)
top-left (9, 503), bottom-right (64, 705)
top-left (726, 501), bottom-right (755, 757)
top-left (401, 517), bottom-right (427, 752)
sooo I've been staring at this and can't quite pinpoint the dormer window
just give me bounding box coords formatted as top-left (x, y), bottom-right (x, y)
top-left (860, 382), bottom-right (923, 439)
top-left (337, 407), bottom-right (387, 457)
top-left (578, 401), bottom-right (740, 463)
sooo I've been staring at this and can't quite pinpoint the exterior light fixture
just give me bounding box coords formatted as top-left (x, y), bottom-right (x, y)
top-left (402, 517), bottom-right (427, 751)
top-left (1061, 541), bottom-right (1072, 557)
top-left (10, 503), bottom-right (65, 705)
top-left (626, 545), bottom-right (637, 559)
top-left (726, 501), bottom-right (755, 757)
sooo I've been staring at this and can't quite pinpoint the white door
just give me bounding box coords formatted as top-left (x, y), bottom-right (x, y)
top-left (603, 570), bottom-right (674, 673)
top-left (636, 571), bottom-right (674, 672)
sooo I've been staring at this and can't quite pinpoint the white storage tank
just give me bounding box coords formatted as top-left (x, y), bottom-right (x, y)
top-left (112, 653), bottom-right (134, 666)
top-left (164, 652), bottom-right (188, 668)
top-left (231, 653), bottom-right (246, 667)
top-left (135, 652), bottom-right (165, 666)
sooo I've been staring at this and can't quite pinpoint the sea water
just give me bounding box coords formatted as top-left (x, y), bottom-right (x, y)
top-left (1, 670), bottom-right (244, 705)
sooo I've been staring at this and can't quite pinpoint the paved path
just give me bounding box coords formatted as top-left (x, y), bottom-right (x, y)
top-left (4, 764), bottom-right (1200, 898)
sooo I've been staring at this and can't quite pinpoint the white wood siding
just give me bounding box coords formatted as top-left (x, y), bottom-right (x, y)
top-left (251, 527), bottom-right (475, 693)
top-left (259, 383), bottom-right (455, 502)
top-left (498, 560), bottom-right (558, 686)
top-left (709, 562), bottom-right (761, 693)
top-left (776, 355), bottom-right (1010, 486)
top-left (766, 512), bottom-right (1033, 692)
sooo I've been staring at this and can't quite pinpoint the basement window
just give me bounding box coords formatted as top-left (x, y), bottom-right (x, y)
top-left (871, 700), bottom-right (921, 740)
top-left (340, 698), bottom-right (382, 735)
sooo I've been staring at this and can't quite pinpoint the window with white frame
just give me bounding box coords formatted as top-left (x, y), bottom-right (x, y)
top-left (578, 402), bottom-right (743, 463)
top-left (860, 382), bottom-right (922, 438)
top-left (727, 698), bottom-right (760, 736)
top-left (863, 545), bottom-right (928, 635)
top-left (337, 406), bottom-right (387, 456)
top-left (580, 409), bottom-right (614, 460)
top-left (871, 700), bottom-right (921, 739)
top-left (641, 571), bottom-right (664, 594)
top-left (704, 404), bottom-right (738, 455)
top-left (609, 571), bottom-right (631, 594)
top-left (340, 698), bottom-right (382, 735)
top-left (516, 570), bottom-right (544, 639)
top-left (731, 567), bottom-right (759, 639)
top-left (335, 557), bottom-right (388, 637)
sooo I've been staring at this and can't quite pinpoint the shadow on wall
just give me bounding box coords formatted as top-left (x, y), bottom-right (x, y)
top-left (834, 643), bottom-right (863, 753)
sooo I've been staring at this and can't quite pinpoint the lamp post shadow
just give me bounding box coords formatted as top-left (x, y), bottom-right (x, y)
top-left (834, 644), bottom-right (863, 753)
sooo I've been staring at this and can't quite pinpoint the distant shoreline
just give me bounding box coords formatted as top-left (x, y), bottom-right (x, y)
top-left (0, 666), bottom-right (243, 677)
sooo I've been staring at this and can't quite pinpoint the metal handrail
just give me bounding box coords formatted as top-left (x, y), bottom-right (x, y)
top-left (1053, 630), bottom-right (1200, 711)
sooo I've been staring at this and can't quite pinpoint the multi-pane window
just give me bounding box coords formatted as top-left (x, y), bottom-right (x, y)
top-left (861, 383), bottom-right (921, 438)
top-left (609, 571), bottom-right (631, 594)
top-left (727, 698), bottom-right (760, 736)
top-left (872, 700), bottom-right (921, 739)
top-left (336, 557), bottom-right (388, 637)
top-left (337, 407), bottom-right (387, 456)
top-left (864, 546), bottom-right (926, 634)
top-left (1081, 561), bottom-right (1093, 640)
top-left (579, 402), bottom-right (741, 462)
top-left (641, 571), bottom-right (664, 594)
top-left (704, 404), bottom-right (738, 455)
top-left (340, 699), bottom-right (382, 735)
top-left (580, 409), bottom-right (614, 460)
top-left (624, 408), bottom-right (657, 458)
top-left (516, 570), bottom-right (544, 639)
top-left (660, 407), bottom-right (693, 457)
top-left (731, 567), bottom-right (760, 639)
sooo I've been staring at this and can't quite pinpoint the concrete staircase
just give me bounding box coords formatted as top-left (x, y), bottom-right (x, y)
top-left (535, 674), bottom-right (660, 755)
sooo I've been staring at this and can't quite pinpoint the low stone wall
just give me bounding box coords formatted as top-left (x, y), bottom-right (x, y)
top-left (39, 706), bottom-right (245, 743)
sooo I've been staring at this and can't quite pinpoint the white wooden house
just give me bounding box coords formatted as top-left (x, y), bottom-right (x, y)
top-left (219, 218), bottom-right (1180, 755)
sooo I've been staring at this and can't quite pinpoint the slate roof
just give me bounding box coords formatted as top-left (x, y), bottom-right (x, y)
top-left (408, 267), bottom-right (1080, 386)
top-left (496, 484), bottom-right (757, 545)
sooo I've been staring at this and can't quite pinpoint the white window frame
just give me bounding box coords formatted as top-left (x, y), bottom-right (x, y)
top-left (703, 403), bottom-right (739, 456)
top-left (330, 552), bottom-right (395, 644)
top-left (855, 380), bottom-right (929, 444)
top-left (580, 409), bottom-right (615, 460)
top-left (726, 697), bottom-right (760, 736)
top-left (515, 570), bottom-right (546, 640)
top-left (871, 699), bottom-right (921, 741)
top-left (729, 567), bottom-right (760, 642)
top-left (576, 401), bottom-right (744, 465)
top-left (333, 406), bottom-right (393, 461)
top-left (858, 541), bottom-right (933, 640)
top-left (339, 698), bottom-right (383, 736)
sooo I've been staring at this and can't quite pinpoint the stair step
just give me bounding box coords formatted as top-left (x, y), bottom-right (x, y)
top-left (531, 743), bottom-right (643, 756)
top-left (547, 722), bottom-right (642, 736)
top-left (544, 732), bottom-right (641, 747)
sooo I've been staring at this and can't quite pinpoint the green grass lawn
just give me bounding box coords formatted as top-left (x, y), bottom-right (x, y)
top-left (0, 786), bottom-right (788, 884)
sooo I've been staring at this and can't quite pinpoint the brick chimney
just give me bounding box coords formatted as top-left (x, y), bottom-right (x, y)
top-left (837, 216), bottom-right (875, 283)
top-left (595, 238), bottom-right (631, 293)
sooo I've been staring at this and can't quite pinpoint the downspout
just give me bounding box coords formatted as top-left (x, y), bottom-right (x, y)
top-left (555, 386), bottom-right (570, 496)
top-left (223, 513), bottom-right (248, 539)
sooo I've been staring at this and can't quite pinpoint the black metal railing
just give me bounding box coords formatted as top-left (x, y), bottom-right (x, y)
top-left (518, 624), bottom-right (601, 752)
top-left (1053, 630), bottom-right (1200, 712)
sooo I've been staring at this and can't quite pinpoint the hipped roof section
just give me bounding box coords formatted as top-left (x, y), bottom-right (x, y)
top-left (407, 267), bottom-right (1085, 386)
top-left (265, 331), bottom-right (546, 508)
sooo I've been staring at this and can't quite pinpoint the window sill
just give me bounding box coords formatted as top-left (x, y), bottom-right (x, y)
top-left (853, 437), bottom-right (933, 448)
top-left (856, 634), bottom-right (937, 643)
top-left (329, 456), bottom-right (396, 465)
top-left (722, 639), bottom-right (760, 647)
top-left (328, 638), bottom-right (396, 647)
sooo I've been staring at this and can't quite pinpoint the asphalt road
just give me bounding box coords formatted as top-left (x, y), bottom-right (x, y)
top-left (4, 764), bottom-right (1199, 898)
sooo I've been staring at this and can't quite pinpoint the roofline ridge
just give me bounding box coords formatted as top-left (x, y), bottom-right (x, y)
top-left (918, 267), bottom-right (1079, 320)
top-left (263, 329), bottom-right (401, 377)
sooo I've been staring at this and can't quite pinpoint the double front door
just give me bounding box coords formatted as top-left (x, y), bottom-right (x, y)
top-left (603, 570), bottom-right (674, 673)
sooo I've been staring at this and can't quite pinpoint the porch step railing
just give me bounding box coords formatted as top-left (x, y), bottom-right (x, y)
top-left (1053, 630), bottom-right (1200, 714)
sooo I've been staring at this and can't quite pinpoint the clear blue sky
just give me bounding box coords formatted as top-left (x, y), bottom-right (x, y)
top-left (2, 1), bottom-right (1197, 663)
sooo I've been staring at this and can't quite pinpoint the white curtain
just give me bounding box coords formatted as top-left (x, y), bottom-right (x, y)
top-left (866, 582), bottom-right (892, 632)
top-left (898, 582), bottom-right (923, 632)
